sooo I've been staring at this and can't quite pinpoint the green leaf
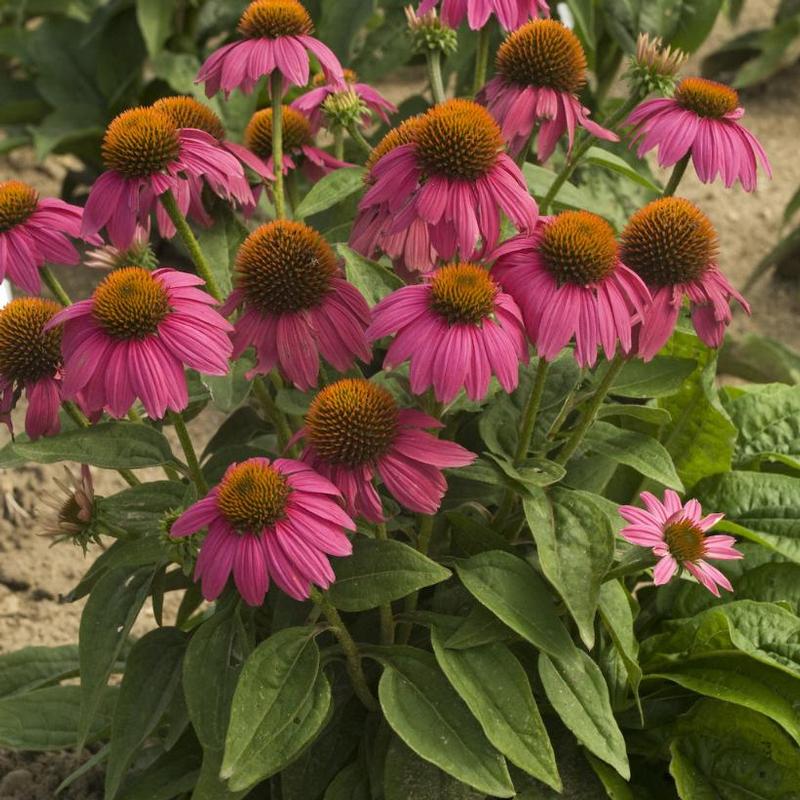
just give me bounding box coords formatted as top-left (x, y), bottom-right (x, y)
top-left (79, 566), bottom-right (154, 747)
top-left (0, 685), bottom-right (116, 750)
top-left (456, 551), bottom-right (575, 661)
top-left (728, 384), bottom-right (800, 468)
top-left (431, 628), bottom-right (561, 791)
top-left (598, 582), bottom-right (642, 707)
top-left (191, 748), bottom-right (249, 800)
top-left (609, 356), bottom-right (697, 398)
top-left (652, 655), bottom-right (800, 746)
top-left (583, 421), bottom-right (684, 490)
top-left (0, 422), bottom-right (177, 470)
top-left (375, 647), bottom-right (514, 797)
top-left (183, 604), bottom-right (243, 752)
top-left (105, 628), bottom-right (187, 799)
top-left (0, 645), bottom-right (79, 698)
top-left (538, 652), bottom-right (630, 780)
top-left (136, 0), bottom-right (176, 56)
top-left (193, 206), bottom-right (249, 299)
top-left (523, 163), bottom-right (610, 216)
top-left (327, 538), bottom-right (451, 612)
top-left (445, 604), bottom-right (515, 649)
top-left (97, 480), bottom-right (186, 538)
top-left (693, 471), bottom-right (800, 563)
top-left (295, 166), bottom-right (366, 218)
top-left (446, 511), bottom-right (514, 557)
top-left (524, 488), bottom-right (614, 649)
top-left (337, 244), bottom-right (404, 306)
top-left (720, 332), bottom-right (800, 385)
top-left (596, 404), bottom-right (672, 426)
top-left (384, 738), bottom-right (485, 800)
top-left (584, 146), bottom-right (662, 192)
top-left (201, 355), bottom-right (255, 414)
top-left (585, 753), bottom-right (636, 800)
top-left (670, 700), bottom-right (800, 797)
top-left (657, 333), bottom-right (737, 489)
top-left (222, 627), bottom-right (326, 791)
top-left (325, 762), bottom-right (371, 800)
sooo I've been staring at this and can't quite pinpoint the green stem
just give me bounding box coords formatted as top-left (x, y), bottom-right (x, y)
top-left (311, 588), bottom-right (378, 712)
top-left (374, 523), bottom-right (394, 645)
top-left (271, 70), bottom-right (287, 220)
top-left (346, 123), bottom-right (374, 158)
top-left (128, 407), bottom-right (182, 481)
top-left (160, 189), bottom-right (223, 301)
top-left (286, 171), bottom-right (301, 216)
top-left (252, 375), bottom-right (293, 453)
top-left (662, 153), bottom-right (690, 197)
top-left (63, 402), bottom-right (140, 487)
top-left (545, 370), bottom-right (585, 443)
top-left (398, 514), bottom-right (434, 645)
top-left (333, 126), bottom-right (345, 161)
top-left (538, 94), bottom-right (640, 215)
top-left (472, 26), bottom-right (491, 96)
top-left (169, 411), bottom-right (208, 495)
top-left (555, 356), bottom-right (626, 466)
top-left (427, 50), bottom-right (446, 104)
top-left (40, 266), bottom-right (72, 307)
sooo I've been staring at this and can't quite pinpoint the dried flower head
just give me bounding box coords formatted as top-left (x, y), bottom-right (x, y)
top-left (40, 465), bottom-right (99, 553)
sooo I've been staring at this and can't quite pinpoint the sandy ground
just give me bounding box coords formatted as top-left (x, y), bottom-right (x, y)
top-left (0, 0), bottom-right (797, 795)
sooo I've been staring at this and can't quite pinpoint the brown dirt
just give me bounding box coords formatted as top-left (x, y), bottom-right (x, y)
top-left (0, 1), bottom-right (798, 796)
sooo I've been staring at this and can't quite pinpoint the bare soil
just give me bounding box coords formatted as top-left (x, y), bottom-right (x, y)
top-left (0, 0), bottom-right (798, 796)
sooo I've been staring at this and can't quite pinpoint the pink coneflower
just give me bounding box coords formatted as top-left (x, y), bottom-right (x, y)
top-left (170, 457), bottom-right (355, 605)
top-left (619, 490), bottom-right (742, 596)
top-left (491, 211), bottom-right (651, 367)
top-left (626, 77), bottom-right (771, 191)
top-left (49, 267), bottom-right (233, 420)
top-left (222, 221), bottom-right (371, 390)
top-left (244, 106), bottom-right (348, 183)
top-left (196, 0), bottom-right (344, 99)
top-left (368, 262), bottom-right (527, 403)
top-left (292, 69), bottom-right (397, 134)
top-left (300, 378), bottom-right (475, 522)
top-left (0, 298), bottom-right (65, 440)
top-left (620, 197), bottom-right (749, 360)
top-left (350, 115), bottom-right (439, 273)
top-left (417, 0), bottom-right (549, 30)
top-left (0, 181), bottom-right (92, 294)
top-left (478, 20), bottom-right (617, 160)
top-left (355, 99), bottom-right (538, 265)
top-left (82, 108), bottom-right (248, 249)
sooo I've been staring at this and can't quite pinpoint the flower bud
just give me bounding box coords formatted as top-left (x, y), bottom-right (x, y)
top-left (626, 33), bottom-right (687, 97)
top-left (405, 6), bottom-right (457, 57)
top-left (322, 88), bottom-right (370, 129)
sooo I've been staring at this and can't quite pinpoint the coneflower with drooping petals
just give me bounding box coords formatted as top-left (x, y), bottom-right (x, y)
top-left (626, 77), bottom-right (771, 191)
top-left (416, 0), bottom-right (549, 30)
top-left (368, 263), bottom-right (527, 403)
top-left (222, 221), bottom-right (371, 390)
top-left (621, 197), bottom-right (749, 359)
top-left (244, 106), bottom-right (349, 184)
top-left (478, 20), bottom-right (617, 160)
top-left (49, 267), bottom-right (233, 420)
top-left (171, 457), bottom-right (355, 605)
top-left (0, 298), bottom-right (65, 440)
top-left (354, 99), bottom-right (538, 268)
top-left (40, 465), bottom-right (99, 553)
top-left (619, 490), bottom-right (741, 596)
top-left (0, 181), bottom-right (95, 294)
top-left (300, 378), bottom-right (475, 522)
top-left (492, 211), bottom-right (651, 367)
top-left (292, 70), bottom-right (397, 134)
top-left (196, 0), bottom-right (344, 98)
top-left (82, 108), bottom-right (249, 249)
top-left (350, 115), bottom-right (438, 273)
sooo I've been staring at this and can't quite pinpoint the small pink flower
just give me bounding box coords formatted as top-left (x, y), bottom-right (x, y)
top-left (619, 490), bottom-right (742, 597)
top-left (621, 197), bottom-right (749, 360)
top-left (244, 105), bottom-right (349, 185)
top-left (292, 69), bottom-right (397, 133)
top-left (222, 220), bottom-right (371, 391)
top-left (196, 0), bottom-right (344, 99)
top-left (368, 262), bottom-right (528, 403)
top-left (49, 267), bottom-right (233, 420)
top-left (354, 100), bottom-right (538, 269)
top-left (492, 211), bottom-right (651, 367)
top-left (417, 0), bottom-right (549, 30)
top-left (478, 20), bottom-right (617, 161)
top-left (171, 457), bottom-right (355, 605)
top-left (0, 181), bottom-right (94, 295)
top-left (82, 107), bottom-right (249, 249)
top-left (0, 298), bottom-right (65, 440)
top-left (301, 378), bottom-right (475, 522)
top-left (626, 77), bottom-right (771, 192)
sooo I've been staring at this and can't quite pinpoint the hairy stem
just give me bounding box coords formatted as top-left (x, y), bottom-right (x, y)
top-left (662, 153), bottom-right (690, 197)
top-left (271, 70), bottom-right (287, 220)
top-left (472, 26), bottom-right (491, 96)
top-left (252, 375), bottom-right (293, 453)
top-left (346, 123), bottom-right (374, 157)
top-left (334, 126), bottom-right (345, 161)
top-left (374, 523), bottom-right (395, 645)
top-left (427, 50), bottom-right (447, 104)
top-left (40, 266), bottom-right (72, 307)
top-left (169, 411), bottom-right (208, 495)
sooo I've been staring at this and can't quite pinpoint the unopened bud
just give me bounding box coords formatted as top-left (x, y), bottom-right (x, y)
top-left (322, 89), bottom-right (370, 129)
top-left (626, 33), bottom-right (688, 97)
top-left (405, 6), bottom-right (457, 57)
